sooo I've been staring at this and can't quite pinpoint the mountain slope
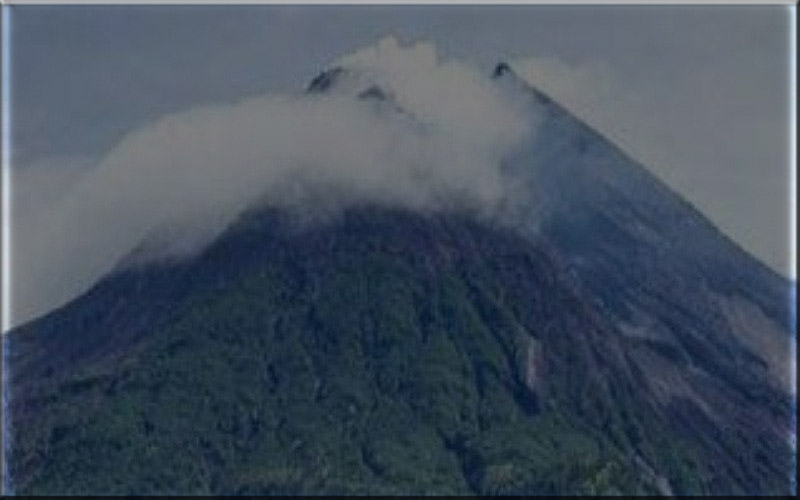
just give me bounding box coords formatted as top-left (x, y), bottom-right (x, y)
top-left (4, 63), bottom-right (795, 495)
top-left (495, 61), bottom-right (794, 439)
top-left (5, 208), bottom-right (659, 494)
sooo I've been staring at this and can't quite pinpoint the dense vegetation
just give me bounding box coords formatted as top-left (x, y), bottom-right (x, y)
top-left (7, 209), bottom-right (793, 495)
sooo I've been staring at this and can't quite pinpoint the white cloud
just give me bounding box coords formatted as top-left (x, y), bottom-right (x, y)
top-left (10, 36), bottom-right (532, 327)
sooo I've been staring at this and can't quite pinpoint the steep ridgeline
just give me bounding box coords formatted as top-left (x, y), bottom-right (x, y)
top-left (492, 62), bottom-right (795, 490)
top-left (5, 63), bottom-right (794, 495)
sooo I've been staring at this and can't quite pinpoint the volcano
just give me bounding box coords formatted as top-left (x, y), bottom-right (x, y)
top-left (4, 58), bottom-right (795, 495)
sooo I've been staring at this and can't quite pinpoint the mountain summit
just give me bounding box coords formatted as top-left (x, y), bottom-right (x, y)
top-left (4, 53), bottom-right (795, 495)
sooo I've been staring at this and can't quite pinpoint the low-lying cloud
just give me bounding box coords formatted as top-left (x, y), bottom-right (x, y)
top-left (10, 36), bottom-right (533, 327)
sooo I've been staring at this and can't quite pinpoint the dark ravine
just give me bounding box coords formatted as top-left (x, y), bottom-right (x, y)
top-left (4, 63), bottom-right (795, 495)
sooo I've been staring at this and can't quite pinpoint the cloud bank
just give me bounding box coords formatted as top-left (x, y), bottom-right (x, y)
top-left (11, 36), bottom-right (532, 327)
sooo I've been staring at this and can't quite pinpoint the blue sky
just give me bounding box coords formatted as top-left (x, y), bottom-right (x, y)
top-left (6, 4), bottom-right (794, 278)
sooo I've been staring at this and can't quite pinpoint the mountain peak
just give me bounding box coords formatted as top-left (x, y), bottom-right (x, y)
top-left (306, 36), bottom-right (439, 98)
top-left (306, 66), bottom-right (345, 93)
top-left (492, 61), bottom-right (513, 79)
top-left (7, 36), bottom-right (794, 496)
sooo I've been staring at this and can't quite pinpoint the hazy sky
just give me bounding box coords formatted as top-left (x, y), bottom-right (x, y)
top-left (7, 5), bottom-right (794, 281)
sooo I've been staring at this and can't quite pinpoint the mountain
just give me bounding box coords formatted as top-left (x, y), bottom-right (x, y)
top-left (4, 62), bottom-right (795, 495)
